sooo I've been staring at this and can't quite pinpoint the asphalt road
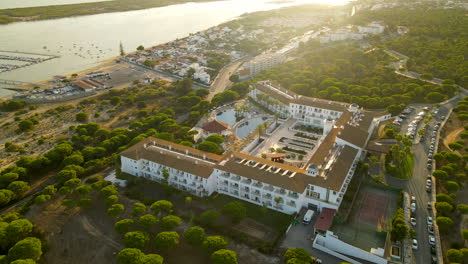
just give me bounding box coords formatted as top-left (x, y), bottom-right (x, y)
top-left (385, 93), bottom-right (466, 264)
top-left (207, 60), bottom-right (244, 100)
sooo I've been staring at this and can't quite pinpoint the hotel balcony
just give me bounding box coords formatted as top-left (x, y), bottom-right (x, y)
top-left (220, 172), bottom-right (230, 179)
top-left (230, 190), bottom-right (239, 196)
top-left (263, 185), bottom-right (274, 192)
top-left (288, 192), bottom-right (299, 199)
top-left (253, 182), bottom-right (263, 188)
top-left (219, 181), bottom-right (228, 187)
top-left (287, 201), bottom-right (296, 208)
top-left (241, 178), bottom-right (252, 185)
top-left (252, 190), bottom-right (261, 196)
top-left (273, 204), bottom-right (283, 210)
top-left (274, 188), bottom-right (286, 195)
top-left (262, 193), bottom-right (272, 200)
top-left (230, 183), bottom-right (239, 189)
top-left (231, 175), bottom-right (241, 181)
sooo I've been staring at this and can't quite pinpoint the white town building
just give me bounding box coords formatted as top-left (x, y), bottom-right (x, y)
top-left (243, 53), bottom-right (285, 77)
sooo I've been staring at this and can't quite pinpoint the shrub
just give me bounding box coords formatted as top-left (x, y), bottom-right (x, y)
top-left (160, 215), bottom-right (181, 230)
top-left (202, 236), bottom-right (228, 253)
top-left (184, 226), bottom-right (205, 245)
top-left (124, 231), bottom-right (150, 249)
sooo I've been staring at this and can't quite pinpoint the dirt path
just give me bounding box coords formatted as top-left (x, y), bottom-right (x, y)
top-left (443, 127), bottom-right (464, 149)
top-left (79, 215), bottom-right (121, 249)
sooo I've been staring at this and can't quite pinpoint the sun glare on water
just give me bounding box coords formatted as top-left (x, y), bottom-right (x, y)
top-left (293, 0), bottom-right (350, 5)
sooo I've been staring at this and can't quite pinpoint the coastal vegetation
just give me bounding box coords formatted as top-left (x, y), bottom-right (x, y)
top-left (0, 0), bottom-right (217, 24)
top-left (350, 7), bottom-right (468, 85)
top-left (254, 6), bottom-right (466, 111)
top-left (433, 97), bottom-right (468, 263)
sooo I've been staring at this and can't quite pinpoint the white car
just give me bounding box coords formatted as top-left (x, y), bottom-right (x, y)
top-left (427, 179), bottom-right (432, 187)
top-left (427, 217), bottom-right (433, 225)
top-left (411, 196), bottom-right (416, 203)
top-left (429, 235), bottom-right (436, 246)
top-left (410, 218), bottom-right (417, 226)
top-left (412, 239), bottom-right (418, 250)
top-left (411, 203), bottom-right (417, 212)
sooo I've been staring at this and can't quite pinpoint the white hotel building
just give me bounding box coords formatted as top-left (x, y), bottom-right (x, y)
top-left (121, 81), bottom-right (390, 215)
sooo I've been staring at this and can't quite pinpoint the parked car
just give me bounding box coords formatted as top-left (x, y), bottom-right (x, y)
top-left (428, 224), bottom-right (434, 234)
top-left (427, 163), bottom-right (432, 170)
top-left (412, 239), bottom-right (418, 250)
top-left (427, 202), bottom-right (432, 210)
top-left (429, 235), bottom-right (436, 246)
top-left (430, 245), bottom-right (436, 254)
top-left (427, 179), bottom-right (432, 187)
top-left (411, 203), bottom-right (417, 212)
top-left (411, 196), bottom-right (416, 203)
top-left (427, 217), bottom-right (433, 225)
top-left (426, 185), bottom-right (432, 193)
top-left (431, 255), bottom-right (437, 264)
top-left (411, 218), bottom-right (417, 226)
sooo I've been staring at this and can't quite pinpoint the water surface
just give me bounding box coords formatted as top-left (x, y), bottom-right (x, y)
top-left (0, 0), bottom-right (350, 96)
top-left (0, 0), bottom-right (111, 9)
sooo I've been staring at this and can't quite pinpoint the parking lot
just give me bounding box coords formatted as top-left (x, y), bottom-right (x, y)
top-left (386, 100), bottom-right (455, 264)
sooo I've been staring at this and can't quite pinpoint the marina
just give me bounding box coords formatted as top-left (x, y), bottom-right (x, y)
top-left (0, 51), bottom-right (59, 73)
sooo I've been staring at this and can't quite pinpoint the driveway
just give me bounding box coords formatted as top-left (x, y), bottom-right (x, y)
top-left (385, 91), bottom-right (466, 264)
top-left (281, 209), bottom-right (344, 264)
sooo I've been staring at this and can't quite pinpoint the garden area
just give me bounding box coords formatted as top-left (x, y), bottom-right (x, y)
top-left (292, 124), bottom-right (323, 135)
top-left (122, 174), bottom-right (294, 256)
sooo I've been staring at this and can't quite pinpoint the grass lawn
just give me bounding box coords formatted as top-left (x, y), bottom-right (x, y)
top-left (202, 194), bottom-right (293, 232)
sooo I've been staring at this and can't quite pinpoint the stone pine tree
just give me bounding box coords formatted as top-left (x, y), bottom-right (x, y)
top-left (119, 41), bottom-right (125, 56)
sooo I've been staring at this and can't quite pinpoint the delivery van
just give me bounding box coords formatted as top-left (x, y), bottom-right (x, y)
top-left (303, 209), bottom-right (314, 224)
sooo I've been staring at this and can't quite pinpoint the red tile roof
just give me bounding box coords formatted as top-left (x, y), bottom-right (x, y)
top-left (314, 208), bottom-right (336, 231)
top-left (202, 120), bottom-right (229, 133)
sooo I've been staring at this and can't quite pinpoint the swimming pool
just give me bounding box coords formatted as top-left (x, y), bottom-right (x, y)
top-left (215, 109), bottom-right (237, 126)
top-left (236, 117), bottom-right (268, 139)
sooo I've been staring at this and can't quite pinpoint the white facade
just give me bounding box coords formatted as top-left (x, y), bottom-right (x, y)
top-left (121, 156), bottom-right (217, 197)
top-left (244, 53), bottom-right (285, 76)
top-left (358, 22), bottom-right (385, 35)
top-left (121, 81), bottom-right (386, 216)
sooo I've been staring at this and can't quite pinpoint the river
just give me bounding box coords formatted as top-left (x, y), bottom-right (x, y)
top-left (0, 0), bottom-right (349, 98)
top-left (0, 0), bottom-right (111, 9)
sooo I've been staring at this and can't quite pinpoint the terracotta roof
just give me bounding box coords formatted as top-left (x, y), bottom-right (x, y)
top-left (255, 82), bottom-right (293, 105)
top-left (338, 124), bottom-right (369, 148)
top-left (82, 78), bottom-right (103, 87)
top-left (266, 153), bottom-right (286, 158)
top-left (307, 111), bottom-right (351, 167)
top-left (120, 137), bottom-right (222, 179)
top-left (73, 80), bottom-right (95, 90)
top-left (323, 145), bottom-right (358, 191)
top-left (292, 96), bottom-right (347, 112)
top-left (314, 208), bottom-right (336, 231)
top-left (366, 141), bottom-right (392, 153)
top-left (217, 152), bottom-right (309, 193)
top-left (202, 120), bottom-right (229, 133)
top-left (218, 148), bottom-right (358, 192)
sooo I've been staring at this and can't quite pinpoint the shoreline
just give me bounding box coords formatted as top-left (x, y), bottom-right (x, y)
top-left (0, 2), bottom-right (336, 100)
top-left (0, 0), bottom-right (220, 24)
